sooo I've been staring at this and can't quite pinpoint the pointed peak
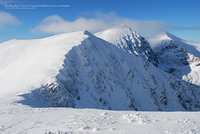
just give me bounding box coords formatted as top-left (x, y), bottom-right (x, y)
top-left (95, 24), bottom-right (140, 40)
top-left (155, 31), bottom-right (168, 36)
top-left (84, 30), bottom-right (93, 36)
top-left (148, 31), bottom-right (172, 41)
top-left (106, 24), bottom-right (134, 33)
top-left (159, 31), bottom-right (173, 37)
top-left (84, 30), bottom-right (98, 39)
top-left (152, 31), bottom-right (184, 42)
top-left (112, 24), bottom-right (132, 29)
top-left (160, 31), bottom-right (170, 34)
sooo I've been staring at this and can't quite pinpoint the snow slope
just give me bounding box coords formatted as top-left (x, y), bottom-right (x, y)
top-left (0, 31), bottom-right (88, 96)
top-left (147, 31), bottom-right (200, 85)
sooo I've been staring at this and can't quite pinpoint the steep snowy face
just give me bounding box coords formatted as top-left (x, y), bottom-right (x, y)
top-left (96, 25), bottom-right (158, 66)
top-left (147, 31), bottom-right (200, 85)
top-left (153, 39), bottom-right (188, 67)
top-left (36, 31), bottom-right (200, 111)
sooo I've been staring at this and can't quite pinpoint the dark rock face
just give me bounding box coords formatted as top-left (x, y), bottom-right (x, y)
top-left (154, 40), bottom-right (189, 67)
top-left (96, 25), bottom-right (158, 67)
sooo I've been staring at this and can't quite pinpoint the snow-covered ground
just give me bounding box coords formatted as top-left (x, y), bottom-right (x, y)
top-left (0, 94), bottom-right (200, 134)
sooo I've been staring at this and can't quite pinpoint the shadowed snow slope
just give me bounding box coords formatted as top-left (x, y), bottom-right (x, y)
top-left (0, 27), bottom-right (200, 111)
top-left (147, 31), bottom-right (200, 86)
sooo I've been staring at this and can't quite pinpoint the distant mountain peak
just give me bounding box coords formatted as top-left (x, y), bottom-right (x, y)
top-left (149, 31), bottom-right (185, 43)
top-left (96, 24), bottom-right (140, 39)
top-left (160, 31), bottom-right (170, 35)
top-left (150, 31), bottom-right (172, 41)
top-left (108, 24), bottom-right (132, 30)
top-left (108, 24), bottom-right (134, 32)
top-left (146, 30), bottom-right (200, 86)
top-left (96, 24), bottom-right (158, 66)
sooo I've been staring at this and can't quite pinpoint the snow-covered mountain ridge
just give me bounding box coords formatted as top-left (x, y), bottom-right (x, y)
top-left (96, 25), bottom-right (158, 66)
top-left (147, 31), bottom-right (200, 86)
top-left (0, 31), bottom-right (88, 95)
top-left (0, 25), bottom-right (200, 111)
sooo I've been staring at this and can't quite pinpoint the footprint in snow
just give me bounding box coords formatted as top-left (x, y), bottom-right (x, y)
top-left (122, 113), bottom-right (151, 124)
top-left (166, 118), bottom-right (199, 134)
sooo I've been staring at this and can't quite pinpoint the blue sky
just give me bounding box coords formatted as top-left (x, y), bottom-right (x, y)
top-left (0, 0), bottom-right (199, 43)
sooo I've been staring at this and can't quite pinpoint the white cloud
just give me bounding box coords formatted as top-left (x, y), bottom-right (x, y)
top-left (32, 11), bottom-right (172, 35)
top-left (40, 15), bottom-right (65, 25)
top-left (0, 11), bottom-right (22, 29)
top-left (172, 25), bottom-right (200, 30)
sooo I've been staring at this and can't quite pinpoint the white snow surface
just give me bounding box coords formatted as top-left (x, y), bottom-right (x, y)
top-left (147, 31), bottom-right (200, 86)
top-left (0, 26), bottom-right (200, 133)
top-left (0, 31), bottom-right (88, 96)
top-left (0, 94), bottom-right (200, 134)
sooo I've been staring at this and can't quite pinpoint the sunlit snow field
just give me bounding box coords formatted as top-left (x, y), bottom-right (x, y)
top-left (0, 94), bottom-right (200, 134)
